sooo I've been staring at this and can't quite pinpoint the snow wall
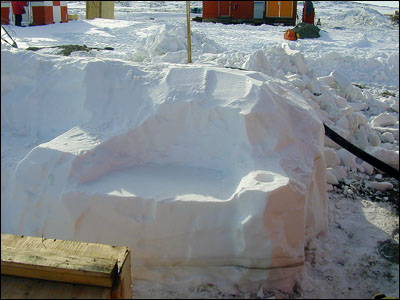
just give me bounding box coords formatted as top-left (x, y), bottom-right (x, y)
top-left (1, 49), bottom-right (328, 292)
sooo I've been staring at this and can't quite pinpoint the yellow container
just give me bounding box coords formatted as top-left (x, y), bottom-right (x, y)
top-left (68, 14), bottom-right (78, 21)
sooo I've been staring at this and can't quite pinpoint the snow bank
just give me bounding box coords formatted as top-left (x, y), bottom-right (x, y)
top-left (324, 6), bottom-right (392, 28)
top-left (1, 48), bottom-right (328, 292)
top-left (234, 43), bottom-right (399, 179)
top-left (309, 50), bottom-right (399, 88)
top-left (132, 23), bottom-right (225, 63)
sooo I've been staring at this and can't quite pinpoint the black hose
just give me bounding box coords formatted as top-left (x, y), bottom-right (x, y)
top-left (324, 124), bottom-right (399, 180)
top-left (1, 24), bottom-right (18, 48)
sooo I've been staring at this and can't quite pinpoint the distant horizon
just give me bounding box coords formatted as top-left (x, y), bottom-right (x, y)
top-left (352, 1), bottom-right (399, 8)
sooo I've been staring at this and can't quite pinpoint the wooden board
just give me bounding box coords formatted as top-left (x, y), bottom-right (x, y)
top-left (86, 1), bottom-right (114, 20)
top-left (100, 1), bottom-right (114, 19)
top-left (86, 1), bottom-right (101, 19)
top-left (1, 234), bottom-right (132, 298)
top-left (1, 275), bottom-right (111, 299)
top-left (2, 245), bottom-right (118, 287)
top-left (110, 250), bottom-right (132, 299)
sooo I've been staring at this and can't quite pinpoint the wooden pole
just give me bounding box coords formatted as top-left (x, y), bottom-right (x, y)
top-left (186, 1), bottom-right (192, 63)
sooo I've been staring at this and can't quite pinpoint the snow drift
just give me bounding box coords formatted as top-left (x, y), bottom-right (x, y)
top-left (1, 48), bottom-right (328, 291)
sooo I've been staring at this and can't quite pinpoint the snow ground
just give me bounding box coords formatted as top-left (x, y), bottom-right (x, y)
top-left (1, 1), bottom-right (399, 299)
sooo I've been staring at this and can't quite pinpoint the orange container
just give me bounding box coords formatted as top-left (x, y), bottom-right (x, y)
top-left (202, 1), bottom-right (297, 25)
top-left (203, 1), bottom-right (253, 19)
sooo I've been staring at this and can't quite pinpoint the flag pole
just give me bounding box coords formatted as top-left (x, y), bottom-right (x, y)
top-left (186, 1), bottom-right (192, 63)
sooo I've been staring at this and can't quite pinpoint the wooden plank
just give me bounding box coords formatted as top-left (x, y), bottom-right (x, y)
top-left (1, 234), bottom-right (129, 274)
top-left (1, 275), bottom-right (111, 299)
top-left (100, 1), bottom-right (114, 19)
top-left (86, 1), bottom-right (101, 19)
top-left (1, 234), bottom-right (130, 290)
top-left (121, 250), bottom-right (132, 299)
top-left (1, 246), bottom-right (118, 287)
top-left (110, 250), bottom-right (132, 299)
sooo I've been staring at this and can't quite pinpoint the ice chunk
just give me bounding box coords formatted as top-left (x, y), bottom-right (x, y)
top-left (361, 161), bottom-right (374, 175)
top-left (381, 132), bottom-right (395, 143)
top-left (324, 148), bottom-right (340, 168)
top-left (371, 113), bottom-right (398, 128)
top-left (337, 149), bottom-right (358, 169)
top-left (326, 169), bottom-right (339, 185)
top-left (368, 181), bottom-right (393, 191)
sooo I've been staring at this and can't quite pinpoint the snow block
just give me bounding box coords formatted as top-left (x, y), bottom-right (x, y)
top-left (330, 70), bottom-right (354, 96)
top-left (381, 132), bottom-right (395, 143)
top-left (368, 181), bottom-right (393, 191)
top-left (355, 126), bottom-right (369, 150)
top-left (1, 53), bottom-right (328, 292)
top-left (367, 147), bottom-right (399, 170)
top-left (361, 161), bottom-right (374, 175)
top-left (371, 113), bottom-right (398, 128)
top-left (326, 169), bottom-right (339, 185)
top-left (337, 148), bottom-right (358, 169)
top-left (324, 147), bottom-right (340, 168)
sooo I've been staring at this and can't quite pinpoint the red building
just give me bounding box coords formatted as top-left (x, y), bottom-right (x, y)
top-left (202, 1), bottom-right (297, 26)
top-left (1, 1), bottom-right (68, 26)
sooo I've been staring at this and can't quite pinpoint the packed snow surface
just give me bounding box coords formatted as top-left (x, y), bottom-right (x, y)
top-left (1, 1), bottom-right (399, 298)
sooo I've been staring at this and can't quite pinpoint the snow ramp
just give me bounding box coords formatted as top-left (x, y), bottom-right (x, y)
top-left (1, 50), bottom-right (327, 292)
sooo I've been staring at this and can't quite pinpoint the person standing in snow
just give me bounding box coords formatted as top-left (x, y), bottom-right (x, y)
top-left (11, 1), bottom-right (26, 27)
top-left (302, 1), bottom-right (315, 25)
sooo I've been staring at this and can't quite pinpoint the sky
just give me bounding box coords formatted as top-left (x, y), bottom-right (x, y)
top-left (352, 1), bottom-right (399, 8)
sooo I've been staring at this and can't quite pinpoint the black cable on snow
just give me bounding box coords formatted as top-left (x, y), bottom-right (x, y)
top-left (1, 24), bottom-right (18, 48)
top-left (324, 124), bottom-right (399, 180)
